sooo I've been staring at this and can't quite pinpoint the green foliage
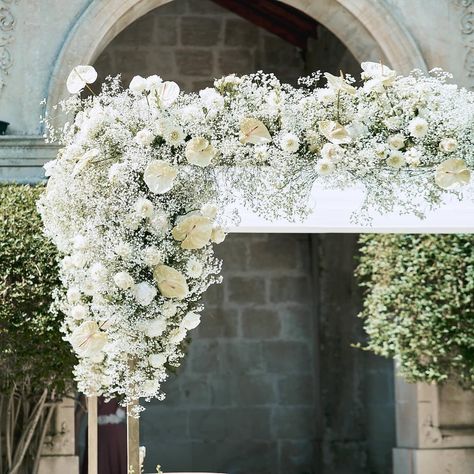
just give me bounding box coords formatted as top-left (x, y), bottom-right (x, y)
top-left (0, 184), bottom-right (75, 395)
top-left (357, 234), bottom-right (474, 387)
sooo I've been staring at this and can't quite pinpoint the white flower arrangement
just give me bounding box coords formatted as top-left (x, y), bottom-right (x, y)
top-left (39, 62), bottom-right (473, 412)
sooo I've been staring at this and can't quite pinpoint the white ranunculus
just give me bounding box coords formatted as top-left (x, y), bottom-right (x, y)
top-left (162, 301), bottom-right (178, 318)
top-left (181, 311), bottom-right (201, 330)
top-left (280, 132), bottom-right (300, 153)
top-left (408, 117), bottom-right (428, 139)
top-left (201, 203), bottom-right (218, 219)
top-left (168, 327), bottom-right (187, 344)
top-left (185, 137), bottom-right (217, 167)
top-left (199, 87), bottom-right (225, 109)
top-left (67, 287), bottom-right (81, 304)
top-left (324, 72), bottom-right (356, 95)
top-left (435, 159), bottom-right (471, 189)
top-left (388, 134), bottom-right (405, 150)
top-left (146, 318), bottom-right (167, 337)
top-left (321, 143), bottom-right (343, 163)
top-left (134, 198), bottom-right (154, 219)
top-left (145, 74), bottom-right (163, 92)
top-left (211, 225), bottom-right (226, 244)
top-left (113, 271), bottom-right (134, 290)
top-left (135, 129), bottom-right (155, 147)
top-left (67, 65), bottom-right (97, 94)
top-left (164, 126), bottom-right (185, 146)
top-left (70, 304), bottom-right (88, 320)
top-left (129, 75), bottom-right (147, 93)
top-left (149, 353), bottom-right (167, 368)
top-left (143, 160), bottom-right (178, 194)
top-left (70, 321), bottom-right (107, 357)
top-left (143, 246), bottom-right (163, 266)
top-left (318, 121), bottom-right (351, 145)
top-left (172, 214), bottom-right (213, 249)
top-left (71, 252), bottom-right (87, 268)
top-left (154, 81), bottom-right (180, 107)
top-left (153, 265), bottom-right (189, 299)
top-left (316, 159), bottom-right (335, 176)
top-left (239, 118), bottom-right (272, 145)
top-left (186, 258), bottom-right (204, 278)
top-left (134, 282), bottom-right (157, 306)
top-left (387, 151), bottom-right (406, 168)
top-left (439, 138), bottom-right (458, 153)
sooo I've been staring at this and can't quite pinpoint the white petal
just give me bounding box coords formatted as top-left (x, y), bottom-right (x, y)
top-left (67, 65), bottom-right (97, 94)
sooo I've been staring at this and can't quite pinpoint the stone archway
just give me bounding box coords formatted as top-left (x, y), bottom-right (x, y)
top-left (46, 0), bottom-right (426, 122)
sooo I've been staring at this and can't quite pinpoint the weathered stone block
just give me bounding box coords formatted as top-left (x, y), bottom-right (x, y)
top-left (228, 276), bottom-right (266, 304)
top-left (202, 281), bottom-right (224, 306)
top-left (215, 237), bottom-right (249, 271)
top-left (181, 17), bottom-right (221, 46)
top-left (190, 340), bottom-right (220, 372)
top-left (270, 276), bottom-right (310, 303)
top-left (272, 407), bottom-right (315, 439)
top-left (116, 13), bottom-right (155, 46)
top-left (191, 79), bottom-right (214, 91)
top-left (141, 407), bottom-right (189, 441)
top-left (186, 0), bottom-right (229, 15)
top-left (218, 49), bottom-right (255, 75)
top-left (175, 49), bottom-right (213, 76)
top-left (38, 456), bottom-right (79, 474)
top-left (232, 374), bottom-right (276, 406)
top-left (241, 308), bottom-right (281, 338)
top-left (155, 16), bottom-right (178, 46)
top-left (219, 341), bottom-right (264, 374)
top-left (248, 236), bottom-right (299, 270)
top-left (277, 374), bottom-right (314, 405)
top-left (224, 18), bottom-right (259, 47)
top-left (197, 308), bottom-right (239, 338)
top-left (279, 305), bottom-right (313, 340)
top-left (262, 341), bottom-right (311, 373)
top-left (279, 440), bottom-right (315, 473)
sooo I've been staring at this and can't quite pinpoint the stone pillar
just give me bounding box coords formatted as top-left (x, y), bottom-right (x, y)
top-left (393, 371), bottom-right (474, 474)
top-left (38, 397), bottom-right (79, 474)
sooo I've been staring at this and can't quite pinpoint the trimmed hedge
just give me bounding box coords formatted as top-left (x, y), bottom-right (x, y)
top-left (357, 234), bottom-right (474, 386)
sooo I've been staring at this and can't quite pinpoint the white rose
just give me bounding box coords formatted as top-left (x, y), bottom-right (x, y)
top-left (70, 304), bottom-right (88, 320)
top-left (387, 151), bottom-right (406, 168)
top-left (70, 321), bottom-right (107, 358)
top-left (113, 271), bottom-right (134, 290)
top-left (316, 159), bottom-right (335, 176)
top-left (181, 312), bottom-right (201, 330)
top-left (143, 160), bottom-right (178, 194)
top-left (115, 242), bottom-right (132, 260)
top-left (149, 353), bottom-right (167, 368)
top-left (321, 143), bottom-right (342, 163)
top-left (89, 262), bottom-right (108, 283)
top-left (71, 252), bottom-right (87, 269)
top-left (153, 265), bottom-right (189, 300)
top-left (439, 138), bottom-right (458, 153)
top-left (129, 75), bottom-right (147, 93)
top-left (67, 287), bottom-right (82, 304)
top-left (145, 74), bottom-right (163, 92)
top-left (199, 87), bottom-right (225, 109)
top-left (172, 214), bottom-right (213, 249)
top-left (134, 282), bottom-right (157, 306)
top-left (185, 137), bottom-right (217, 167)
top-left (134, 197), bottom-right (154, 219)
top-left (211, 226), bottom-right (226, 244)
top-left (280, 132), bottom-right (299, 153)
top-left (186, 258), bottom-right (204, 278)
top-left (388, 134), bottom-right (405, 150)
top-left (146, 318), bottom-right (167, 337)
top-left (143, 246), bottom-right (163, 266)
top-left (135, 129), bottom-right (155, 147)
top-left (201, 203), bottom-right (218, 219)
top-left (168, 327), bottom-right (187, 344)
top-left (408, 117), bottom-right (428, 139)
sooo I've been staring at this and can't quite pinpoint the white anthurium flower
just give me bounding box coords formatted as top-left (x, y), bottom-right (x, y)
top-left (211, 225), bottom-right (226, 244)
top-left (318, 121), bottom-right (351, 145)
top-left (387, 151), bottom-right (406, 168)
top-left (321, 143), bottom-right (343, 163)
top-left (129, 75), bottom-right (148, 93)
top-left (181, 312), bottom-right (201, 330)
top-left (172, 214), bottom-right (213, 249)
top-left (143, 160), bottom-right (178, 194)
top-left (435, 159), bottom-right (471, 189)
top-left (168, 327), bottom-right (187, 344)
top-left (239, 118), bottom-right (272, 145)
top-left (72, 148), bottom-right (100, 176)
top-left (70, 321), bottom-right (107, 357)
top-left (145, 318), bottom-right (167, 337)
top-left (439, 138), bottom-right (458, 153)
top-left (316, 159), bottom-right (335, 176)
top-left (324, 72), bottom-right (356, 95)
top-left (134, 282), bottom-right (157, 306)
top-left (185, 137), bottom-right (217, 167)
top-left (67, 65), bottom-right (98, 94)
top-left (154, 81), bottom-right (180, 107)
top-left (153, 265), bottom-right (189, 299)
top-left (149, 353), bottom-right (167, 368)
top-left (361, 62), bottom-right (396, 91)
top-left (317, 88), bottom-right (337, 104)
top-left (408, 117), bottom-right (428, 139)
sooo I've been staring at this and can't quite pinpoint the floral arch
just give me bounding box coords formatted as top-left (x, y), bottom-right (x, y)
top-left (46, 0), bottom-right (427, 123)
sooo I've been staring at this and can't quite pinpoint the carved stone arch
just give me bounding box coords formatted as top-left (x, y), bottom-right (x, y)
top-left (46, 0), bottom-right (426, 122)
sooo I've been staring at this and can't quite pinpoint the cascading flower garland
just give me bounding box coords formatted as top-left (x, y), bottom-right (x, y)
top-left (39, 63), bottom-right (473, 411)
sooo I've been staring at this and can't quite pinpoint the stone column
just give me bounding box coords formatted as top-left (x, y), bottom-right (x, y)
top-left (393, 371), bottom-right (474, 474)
top-left (38, 397), bottom-right (79, 474)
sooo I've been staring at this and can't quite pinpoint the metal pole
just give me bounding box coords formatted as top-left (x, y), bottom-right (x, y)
top-left (87, 395), bottom-right (98, 474)
top-left (127, 399), bottom-right (140, 474)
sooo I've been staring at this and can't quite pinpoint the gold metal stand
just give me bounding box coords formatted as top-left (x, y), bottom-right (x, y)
top-left (87, 395), bottom-right (98, 474)
top-left (127, 399), bottom-right (140, 473)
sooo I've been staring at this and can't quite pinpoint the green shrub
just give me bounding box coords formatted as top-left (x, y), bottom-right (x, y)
top-left (0, 184), bottom-right (76, 474)
top-left (356, 234), bottom-right (474, 387)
